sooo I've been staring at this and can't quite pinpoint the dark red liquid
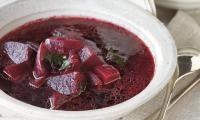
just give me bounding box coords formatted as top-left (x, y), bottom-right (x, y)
top-left (0, 17), bottom-right (154, 111)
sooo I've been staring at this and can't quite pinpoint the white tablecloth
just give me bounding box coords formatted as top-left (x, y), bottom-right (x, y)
top-left (0, 1), bottom-right (199, 120)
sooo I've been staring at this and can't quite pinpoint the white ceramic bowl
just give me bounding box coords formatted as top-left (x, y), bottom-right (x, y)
top-left (0, 0), bottom-right (177, 120)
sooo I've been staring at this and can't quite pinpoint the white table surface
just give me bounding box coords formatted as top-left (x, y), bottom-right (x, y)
top-left (0, 0), bottom-right (199, 120)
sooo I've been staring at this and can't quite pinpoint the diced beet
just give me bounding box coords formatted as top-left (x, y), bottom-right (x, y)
top-left (29, 76), bottom-right (46, 88)
top-left (47, 72), bottom-right (86, 96)
top-left (45, 37), bottom-right (83, 54)
top-left (84, 40), bottom-right (101, 54)
top-left (68, 50), bottom-right (81, 70)
top-left (94, 64), bottom-right (121, 85)
top-left (3, 63), bottom-right (32, 81)
top-left (33, 42), bottom-right (48, 79)
top-left (52, 27), bottom-right (83, 40)
top-left (79, 46), bottom-right (104, 68)
top-left (69, 72), bottom-right (86, 95)
top-left (4, 42), bottom-right (33, 64)
top-left (88, 72), bottom-right (103, 86)
top-left (49, 92), bottom-right (73, 109)
top-left (26, 41), bottom-right (39, 52)
top-left (84, 40), bottom-right (105, 63)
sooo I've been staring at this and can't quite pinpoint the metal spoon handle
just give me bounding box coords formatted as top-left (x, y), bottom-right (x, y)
top-left (169, 73), bottom-right (200, 109)
top-left (144, 70), bottom-right (200, 120)
top-left (156, 67), bottom-right (179, 120)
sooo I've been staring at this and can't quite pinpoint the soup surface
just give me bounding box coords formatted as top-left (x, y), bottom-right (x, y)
top-left (0, 17), bottom-right (154, 111)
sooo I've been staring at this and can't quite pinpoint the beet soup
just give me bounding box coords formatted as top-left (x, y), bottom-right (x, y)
top-left (0, 17), bottom-right (154, 111)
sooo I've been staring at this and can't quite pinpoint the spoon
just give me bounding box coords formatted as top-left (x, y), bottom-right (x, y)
top-left (145, 53), bottom-right (200, 120)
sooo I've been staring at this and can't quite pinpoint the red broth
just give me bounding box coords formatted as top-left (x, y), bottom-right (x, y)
top-left (0, 17), bottom-right (154, 111)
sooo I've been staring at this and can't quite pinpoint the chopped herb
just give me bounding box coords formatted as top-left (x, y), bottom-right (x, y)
top-left (45, 53), bottom-right (71, 71)
top-left (106, 48), bottom-right (126, 67)
top-left (59, 60), bottom-right (71, 71)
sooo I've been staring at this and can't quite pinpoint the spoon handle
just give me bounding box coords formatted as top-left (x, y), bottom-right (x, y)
top-left (144, 70), bottom-right (200, 120)
top-left (156, 70), bottom-right (178, 120)
top-left (169, 73), bottom-right (200, 109)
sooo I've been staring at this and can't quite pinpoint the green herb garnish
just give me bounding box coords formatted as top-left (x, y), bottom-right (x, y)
top-left (45, 53), bottom-right (71, 71)
top-left (59, 59), bottom-right (71, 71)
top-left (106, 48), bottom-right (126, 67)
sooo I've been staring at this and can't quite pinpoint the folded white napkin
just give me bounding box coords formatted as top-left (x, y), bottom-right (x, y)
top-left (188, 9), bottom-right (200, 25)
top-left (168, 11), bottom-right (200, 55)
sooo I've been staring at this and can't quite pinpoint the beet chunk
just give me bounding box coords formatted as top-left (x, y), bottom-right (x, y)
top-left (45, 37), bottom-right (83, 54)
top-left (88, 72), bottom-right (103, 86)
top-left (49, 92), bottom-right (73, 109)
top-left (29, 76), bottom-right (46, 88)
top-left (31, 42), bottom-right (49, 88)
top-left (26, 41), bottom-right (39, 52)
top-left (94, 64), bottom-right (120, 85)
top-left (33, 42), bottom-right (48, 79)
top-left (3, 63), bottom-right (32, 81)
top-left (47, 72), bottom-right (86, 96)
top-left (68, 50), bottom-right (81, 70)
top-left (84, 40), bottom-right (101, 54)
top-left (52, 27), bottom-right (83, 40)
top-left (4, 42), bottom-right (33, 64)
top-left (79, 46), bottom-right (104, 68)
